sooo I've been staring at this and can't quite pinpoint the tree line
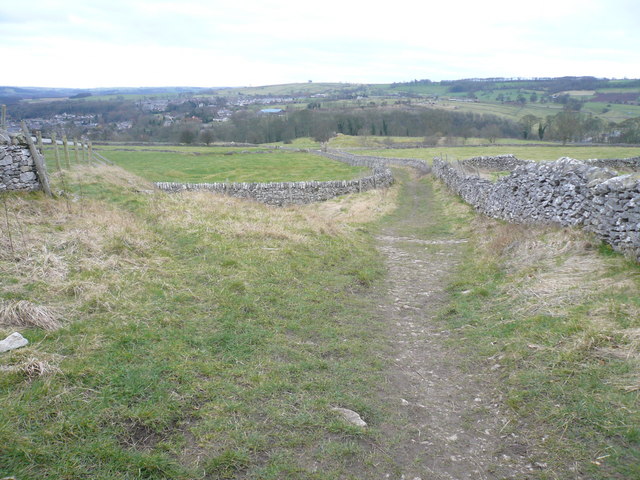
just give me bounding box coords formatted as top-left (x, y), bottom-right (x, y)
top-left (11, 96), bottom-right (640, 145)
top-left (154, 108), bottom-right (522, 145)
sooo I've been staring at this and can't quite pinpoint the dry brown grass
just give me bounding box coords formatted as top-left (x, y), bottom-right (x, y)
top-left (20, 357), bottom-right (62, 379)
top-left (67, 164), bottom-right (154, 193)
top-left (153, 182), bottom-right (398, 244)
top-left (155, 192), bottom-right (311, 242)
top-left (307, 183), bottom-right (399, 225)
top-left (0, 300), bottom-right (60, 331)
top-left (1, 194), bottom-right (157, 311)
top-left (0, 165), bottom-right (164, 328)
top-left (471, 215), bottom-right (640, 365)
top-left (0, 356), bottom-right (62, 379)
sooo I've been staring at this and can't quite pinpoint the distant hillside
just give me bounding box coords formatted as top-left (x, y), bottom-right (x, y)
top-left (4, 76), bottom-right (640, 144)
top-left (0, 86), bottom-right (216, 103)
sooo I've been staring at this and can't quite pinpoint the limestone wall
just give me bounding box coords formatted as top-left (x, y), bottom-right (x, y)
top-left (0, 145), bottom-right (41, 192)
top-left (154, 149), bottom-right (410, 206)
top-left (155, 168), bottom-right (394, 206)
top-left (320, 150), bottom-right (431, 174)
top-left (460, 154), bottom-right (530, 171)
top-left (433, 156), bottom-right (640, 259)
top-left (584, 157), bottom-right (640, 171)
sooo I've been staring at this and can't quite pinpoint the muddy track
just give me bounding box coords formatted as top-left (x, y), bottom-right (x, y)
top-left (373, 174), bottom-right (536, 479)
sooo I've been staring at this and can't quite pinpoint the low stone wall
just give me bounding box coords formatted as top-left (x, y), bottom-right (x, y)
top-left (460, 154), bottom-right (530, 171)
top-left (457, 154), bottom-right (640, 173)
top-left (433, 157), bottom-right (640, 259)
top-left (585, 157), bottom-right (640, 171)
top-left (155, 168), bottom-right (394, 206)
top-left (320, 150), bottom-right (431, 174)
top-left (0, 145), bottom-right (40, 192)
top-left (154, 149), bottom-right (408, 206)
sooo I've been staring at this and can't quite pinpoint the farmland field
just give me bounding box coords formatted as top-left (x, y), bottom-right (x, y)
top-left (46, 146), bottom-right (368, 183)
top-left (2, 146), bottom-right (638, 478)
top-left (357, 145), bottom-right (640, 163)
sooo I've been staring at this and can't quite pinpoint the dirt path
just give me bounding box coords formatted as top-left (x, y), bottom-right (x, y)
top-left (373, 174), bottom-right (535, 479)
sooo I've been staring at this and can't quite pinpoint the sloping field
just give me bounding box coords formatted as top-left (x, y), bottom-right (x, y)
top-left (357, 145), bottom-right (640, 163)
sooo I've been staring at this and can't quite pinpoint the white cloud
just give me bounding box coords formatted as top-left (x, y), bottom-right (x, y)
top-left (1, 0), bottom-right (639, 87)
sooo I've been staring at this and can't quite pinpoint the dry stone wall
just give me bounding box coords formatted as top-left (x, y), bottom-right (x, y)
top-left (0, 145), bottom-right (41, 193)
top-left (433, 156), bottom-right (640, 259)
top-left (460, 154), bottom-right (530, 171)
top-left (320, 150), bottom-right (431, 174)
top-left (584, 157), bottom-right (640, 171)
top-left (155, 168), bottom-right (393, 206)
top-left (154, 149), bottom-right (413, 206)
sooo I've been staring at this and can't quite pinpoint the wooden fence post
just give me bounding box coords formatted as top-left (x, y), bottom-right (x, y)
top-left (74, 138), bottom-right (80, 164)
top-left (36, 131), bottom-right (44, 151)
top-left (21, 122), bottom-right (52, 197)
top-left (88, 142), bottom-right (93, 164)
top-left (81, 141), bottom-right (87, 164)
top-left (62, 135), bottom-right (71, 169)
top-left (51, 133), bottom-right (62, 172)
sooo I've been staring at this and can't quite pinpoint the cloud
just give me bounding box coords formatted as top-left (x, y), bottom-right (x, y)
top-left (1, 0), bottom-right (639, 87)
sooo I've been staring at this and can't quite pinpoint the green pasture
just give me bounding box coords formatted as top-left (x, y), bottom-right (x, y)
top-left (358, 145), bottom-right (640, 163)
top-left (91, 148), bottom-right (368, 183)
top-left (583, 102), bottom-right (640, 122)
top-left (216, 82), bottom-right (353, 97)
top-left (94, 144), bottom-right (265, 154)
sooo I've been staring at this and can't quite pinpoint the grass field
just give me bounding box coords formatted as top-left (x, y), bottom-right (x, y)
top-left (213, 82), bottom-right (358, 97)
top-left (95, 145), bottom-right (266, 154)
top-left (45, 147), bottom-right (368, 183)
top-left (0, 165), bottom-right (398, 479)
top-left (357, 145), bottom-right (640, 163)
top-left (1, 158), bottom-right (638, 478)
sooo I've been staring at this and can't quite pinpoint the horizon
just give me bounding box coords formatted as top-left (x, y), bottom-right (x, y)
top-left (4, 75), bottom-right (640, 92)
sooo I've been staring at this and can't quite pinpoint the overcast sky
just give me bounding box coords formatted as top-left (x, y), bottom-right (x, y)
top-left (2, 0), bottom-right (639, 88)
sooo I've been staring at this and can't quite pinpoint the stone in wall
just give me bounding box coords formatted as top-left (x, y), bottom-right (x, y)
top-left (589, 174), bottom-right (640, 257)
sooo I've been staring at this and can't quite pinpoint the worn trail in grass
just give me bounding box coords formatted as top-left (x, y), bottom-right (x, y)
top-left (372, 171), bottom-right (534, 478)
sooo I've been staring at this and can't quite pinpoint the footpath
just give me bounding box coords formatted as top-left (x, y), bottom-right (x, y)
top-left (373, 172), bottom-right (535, 479)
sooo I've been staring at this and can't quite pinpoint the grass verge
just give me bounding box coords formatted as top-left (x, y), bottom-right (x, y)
top-left (437, 205), bottom-right (640, 479)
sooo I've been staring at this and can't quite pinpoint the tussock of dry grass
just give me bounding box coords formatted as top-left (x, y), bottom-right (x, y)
top-left (0, 356), bottom-right (62, 379)
top-left (20, 357), bottom-right (62, 379)
top-left (0, 191), bottom-right (157, 315)
top-left (0, 300), bottom-right (60, 331)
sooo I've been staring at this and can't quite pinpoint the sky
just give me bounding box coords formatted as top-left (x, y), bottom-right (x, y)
top-left (2, 0), bottom-right (640, 88)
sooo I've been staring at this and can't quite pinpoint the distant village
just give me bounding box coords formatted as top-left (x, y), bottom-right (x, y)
top-left (3, 93), bottom-right (315, 137)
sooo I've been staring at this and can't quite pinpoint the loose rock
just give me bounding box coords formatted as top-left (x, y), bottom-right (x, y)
top-left (0, 332), bottom-right (29, 353)
top-left (331, 407), bottom-right (367, 427)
